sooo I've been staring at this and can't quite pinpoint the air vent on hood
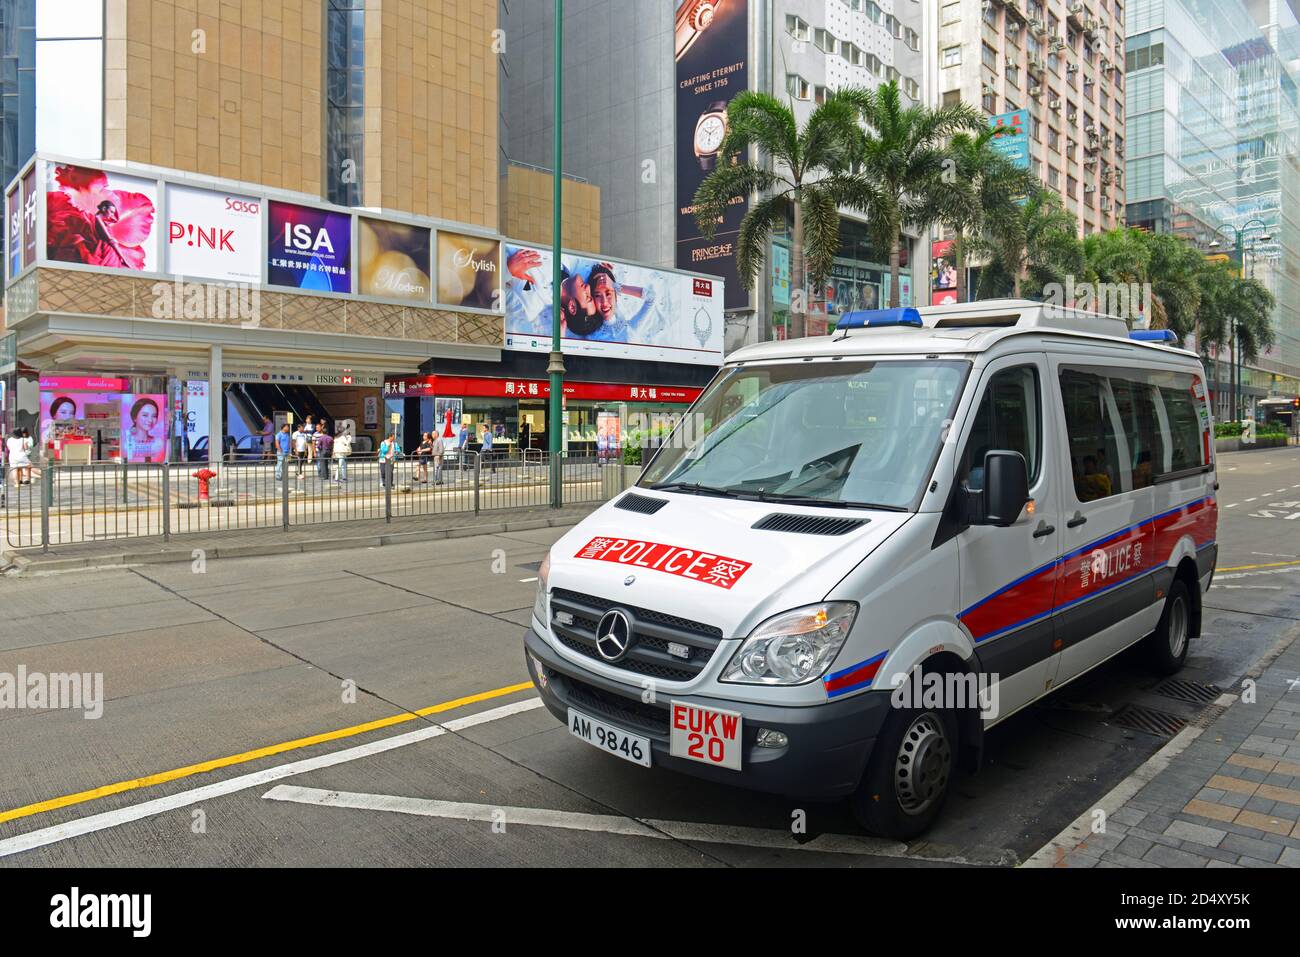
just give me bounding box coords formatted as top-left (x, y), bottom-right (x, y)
top-left (615, 492), bottom-right (669, 515)
top-left (752, 513), bottom-right (869, 536)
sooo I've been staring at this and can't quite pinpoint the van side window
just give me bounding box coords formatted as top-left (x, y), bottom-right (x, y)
top-left (1158, 384), bottom-right (1206, 472)
top-left (961, 365), bottom-right (1041, 490)
top-left (1059, 369), bottom-right (1124, 502)
top-left (1108, 376), bottom-right (1163, 490)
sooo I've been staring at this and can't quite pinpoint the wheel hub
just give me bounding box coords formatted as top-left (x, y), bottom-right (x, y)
top-left (894, 713), bottom-right (952, 815)
top-left (1168, 595), bottom-right (1188, 658)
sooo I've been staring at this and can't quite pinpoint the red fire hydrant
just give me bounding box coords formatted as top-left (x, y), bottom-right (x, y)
top-left (193, 468), bottom-right (218, 502)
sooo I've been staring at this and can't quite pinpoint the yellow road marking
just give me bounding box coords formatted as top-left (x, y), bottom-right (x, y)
top-left (0, 681), bottom-right (534, 827)
top-left (1218, 560), bottom-right (1300, 572)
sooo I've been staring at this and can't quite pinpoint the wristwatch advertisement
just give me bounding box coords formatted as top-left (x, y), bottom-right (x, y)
top-left (675, 0), bottom-right (726, 62)
top-left (693, 100), bottom-right (729, 171)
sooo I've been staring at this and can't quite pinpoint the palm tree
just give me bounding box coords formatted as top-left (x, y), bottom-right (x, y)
top-left (934, 125), bottom-right (1037, 303)
top-left (834, 82), bottom-right (984, 307)
top-left (972, 187), bottom-right (1083, 298)
top-left (693, 90), bottom-right (863, 339)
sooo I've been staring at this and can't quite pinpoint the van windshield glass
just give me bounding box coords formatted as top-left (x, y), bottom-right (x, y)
top-left (640, 359), bottom-right (969, 510)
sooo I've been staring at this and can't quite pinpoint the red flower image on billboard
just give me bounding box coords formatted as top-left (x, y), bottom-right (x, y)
top-left (46, 164), bottom-right (158, 271)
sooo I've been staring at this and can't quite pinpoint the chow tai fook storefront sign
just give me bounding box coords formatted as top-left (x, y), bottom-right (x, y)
top-left (383, 375), bottom-right (703, 404)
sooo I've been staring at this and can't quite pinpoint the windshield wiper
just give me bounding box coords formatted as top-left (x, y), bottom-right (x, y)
top-left (648, 481), bottom-right (742, 498)
top-left (754, 491), bottom-right (908, 512)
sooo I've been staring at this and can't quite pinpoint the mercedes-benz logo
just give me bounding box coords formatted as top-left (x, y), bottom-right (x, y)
top-left (595, 609), bottom-right (633, 662)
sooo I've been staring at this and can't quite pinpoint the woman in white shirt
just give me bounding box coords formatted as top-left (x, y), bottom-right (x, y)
top-left (7, 430), bottom-right (31, 485)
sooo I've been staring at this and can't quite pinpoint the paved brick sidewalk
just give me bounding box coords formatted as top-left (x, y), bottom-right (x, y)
top-left (1026, 626), bottom-right (1300, 868)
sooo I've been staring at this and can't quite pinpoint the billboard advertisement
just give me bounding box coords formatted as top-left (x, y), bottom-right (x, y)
top-left (267, 200), bottom-right (352, 293)
top-left (22, 167), bottom-right (36, 268)
top-left (46, 163), bottom-right (159, 271)
top-left (359, 217), bottom-right (431, 301)
top-left (165, 184), bottom-right (263, 283)
top-left (435, 230), bottom-right (500, 309)
top-left (675, 0), bottom-right (749, 310)
top-left (121, 393), bottom-right (169, 463)
top-left (502, 242), bottom-right (725, 365)
top-left (7, 185), bottom-right (19, 279)
top-left (990, 109), bottom-right (1030, 170)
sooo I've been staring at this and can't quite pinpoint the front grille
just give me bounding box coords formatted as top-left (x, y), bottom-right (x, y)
top-left (550, 587), bottom-right (724, 681)
top-left (562, 675), bottom-right (671, 737)
top-left (752, 512), bottom-right (870, 536)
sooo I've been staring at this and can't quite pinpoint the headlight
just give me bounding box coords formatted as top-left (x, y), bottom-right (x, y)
top-left (533, 552), bottom-right (551, 626)
top-left (721, 602), bottom-right (857, 686)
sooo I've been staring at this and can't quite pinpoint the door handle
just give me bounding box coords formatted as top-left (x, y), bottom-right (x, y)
top-left (1067, 513), bottom-right (1087, 528)
top-left (1032, 522), bottom-right (1056, 538)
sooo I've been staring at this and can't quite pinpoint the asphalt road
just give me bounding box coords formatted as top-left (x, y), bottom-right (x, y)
top-left (1, 446), bottom-right (1298, 867)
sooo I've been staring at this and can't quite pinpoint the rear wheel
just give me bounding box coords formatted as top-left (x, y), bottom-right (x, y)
top-left (1146, 578), bottom-right (1193, 674)
top-left (851, 704), bottom-right (957, 839)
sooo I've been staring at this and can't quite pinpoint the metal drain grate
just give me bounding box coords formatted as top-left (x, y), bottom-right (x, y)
top-left (1111, 703), bottom-right (1187, 738)
top-left (1152, 678), bottom-right (1224, 705)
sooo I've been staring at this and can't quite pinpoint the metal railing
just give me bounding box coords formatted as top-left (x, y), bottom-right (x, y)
top-left (2, 451), bottom-right (631, 550)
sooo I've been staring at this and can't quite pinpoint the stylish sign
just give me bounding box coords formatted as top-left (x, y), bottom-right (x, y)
top-left (435, 230), bottom-right (500, 309)
top-left (574, 536), bottom-right (752, 590)
top-left (502, 242), bottom-right (724, 365)
top-left (46, 164), bottom-right (159, 272)
top-left (383, 374), bottom-right (703, 404)
top-left (164, 184), bottom-right (262, 283)
top-left (675, 0), bottom-right (749, 310)
top-left (267, 201), bottom-right (352, 293)
top-left (359, 217), bottom-right (431, 301)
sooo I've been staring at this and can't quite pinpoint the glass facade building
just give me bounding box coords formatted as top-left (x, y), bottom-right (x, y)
top-left (1124, 0), bottom-right (1300, 382)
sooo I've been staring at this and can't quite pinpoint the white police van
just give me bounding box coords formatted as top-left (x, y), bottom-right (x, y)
top-left (524, 300), bottom-right (1217, 838)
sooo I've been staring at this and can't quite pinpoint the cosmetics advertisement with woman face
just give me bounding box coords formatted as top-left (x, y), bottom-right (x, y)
top-left (38, 387), bottom-right (168, 462)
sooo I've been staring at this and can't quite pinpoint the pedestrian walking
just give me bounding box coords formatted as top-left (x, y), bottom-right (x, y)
top-left (260, 416), bottom-right (274, 459)
top-left (315, 422), bottom-right (333, 480)
top-left (6, 429), bottom-right (31, 486)
top-left (415, 432), bottom-right (433, 483)
top-left (481, 424), bottom-right (496, 474)
top-left (333, 427), bottom-right (352, 484)
top-left (274, 423), bottom-right (291, 482)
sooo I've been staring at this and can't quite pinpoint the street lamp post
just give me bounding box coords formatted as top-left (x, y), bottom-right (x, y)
top-left (1207, 219), bottom-right (1270, 422)
top-left (548, 0), bottom-right (565, 509)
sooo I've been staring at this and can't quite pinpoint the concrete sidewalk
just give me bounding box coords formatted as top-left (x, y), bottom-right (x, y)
top-left (1027, 623), bottom-right (1300, 868)
top-left (0, 500), bottom-right (602, 574)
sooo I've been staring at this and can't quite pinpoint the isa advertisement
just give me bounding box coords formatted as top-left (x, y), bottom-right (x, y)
top-left (121, 394), bottom-right (168, 463)
top-left (436, 230), bottom-right (501, 309)
top-left (46, 164), bottom-right (159, 271)
top-left (165, 184), bottom-right (263, 283)
top-left (502, 242), bottom-right (725, 365)
top-left (359, 218), bottom-right (432, 301)
top-left (675, 0), bottom-right (749, 310)
top-left (267, 201), bottom-right (352, 293)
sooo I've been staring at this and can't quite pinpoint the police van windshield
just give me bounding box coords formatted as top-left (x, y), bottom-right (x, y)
top-left (640, 359), bottom-right (969, 510)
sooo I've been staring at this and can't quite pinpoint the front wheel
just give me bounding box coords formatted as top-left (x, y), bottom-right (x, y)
top-left (1146, 578), bottom-right (1194, 675)
top-left (851, 704), bottom-right (957, 839)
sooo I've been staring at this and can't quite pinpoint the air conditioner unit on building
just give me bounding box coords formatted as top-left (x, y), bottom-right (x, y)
top-left (1007, 20), bottom-right (1021, 33)
top-left (1084, 183), bottom-right (1096, 192)
top-left (1029, 85), bottom-right (1043, 98)
top-left (1067, 111), bottom-right (1078, 122)
top-left (1085, 123), bottom-right (1098, 134)
top-left (1049, 97), bottom-right (1062, 109)
top-left (983, 82), bottom-right (997, 95)
top-left (1030, 18), bottom-right (1047, 35)
top-left (1069, 1), bottom-right (1085, 13)
top-left (1101, 199), bottom-right (1112, 211)
top-left (1100, 134), bottom-right (1111, 148)
top-left (1028, 56), bottom-right (1045, 72)
top-left (1050, 35), bottom-right (1066, 50)
top-left (1115, 143), bottom-right (1125, 157)
top-left (1084, 141), bottom-right (1100, 154)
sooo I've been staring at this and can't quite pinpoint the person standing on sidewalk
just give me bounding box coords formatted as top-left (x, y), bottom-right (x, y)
top-left (378, 433), bottom-right (401, 489)
top-left (414, 432), bottom-right (433, 483)
top-left (480, 424), bottom-right (496, 474)
top-left (291, 423), bottom-right (309, 487)
top-left (274, 423), bottom-right (291, 483)
top-left (333, 427), bottom-right (352, 484)
top-left (315, 422), bottom-right (333, 481)
top-left (430, 431), bottom-right (444, 485)
top-left (303, 415), bottom-right (316, 465)
top-left (6, 429), bottom-right (30, 486)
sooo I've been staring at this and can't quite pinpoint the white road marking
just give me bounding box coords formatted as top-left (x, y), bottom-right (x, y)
top-left (0, 698), bottom-right (544, 859)
top-left (1245, 498), bottom-right (1257, 502)
top-left (1226, 503), bottom-right (1238, 508)
top-left (1214, 565), bottom-right (1300, 581)
top-left (262, 785), bottom-right (1013, 863)
top-left (1212, 585), bottom-right (1282, 590)
top-left (519, 577), bottom-right (538, 583)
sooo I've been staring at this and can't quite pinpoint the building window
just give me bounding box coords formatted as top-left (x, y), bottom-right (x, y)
top-left (904, 77), bottom-right (921, 99)
top-left (1006, 63), bottom-right (1019, 87)
top-left (814, 28), bottom-right (837, 54)
top-left (942, 89), bottom-right (963, 107)
top-left (326, 0), bottom-right (366, 207)
top-left (786, 15), bottom-right (810, 40)
top-left (942, 45), bottom-right (962, 67)
top-left (982, 43), bottom-right (998, 70)
top-left (904, 27), bottom-right (920, 51)
top-left (786, 74), bottom-right (811, 99)
top-left (1048, 166), bottom-right (1060, 188)
top-left (982, 91), bottom-right (997, 113)
top-left (941, 2), bottom-right (961, 23)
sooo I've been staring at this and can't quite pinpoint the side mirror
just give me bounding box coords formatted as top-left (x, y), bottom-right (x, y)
top-left (966, 450), bottom-right (1029, 527)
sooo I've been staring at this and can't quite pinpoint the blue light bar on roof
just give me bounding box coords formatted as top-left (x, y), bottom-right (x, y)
top-left (836, 307), bottom-right (924, 330)
top-left (1129, 329), bottom-right (1178, 343)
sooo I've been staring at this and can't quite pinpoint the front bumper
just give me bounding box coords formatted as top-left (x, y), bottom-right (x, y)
top-left (523, 624), bottom-right (891, 800)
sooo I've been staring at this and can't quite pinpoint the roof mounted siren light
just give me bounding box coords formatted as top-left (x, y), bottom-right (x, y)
top-left (836, 307), bottom-right (924, 331)
top-left (1128, 329), bottom-right (1178, 344)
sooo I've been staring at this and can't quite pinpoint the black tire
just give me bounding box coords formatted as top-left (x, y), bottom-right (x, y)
top-left (851, 703), bottom-right (958, 839)
top-left (1146, 577), bottom-right (1194, 675)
